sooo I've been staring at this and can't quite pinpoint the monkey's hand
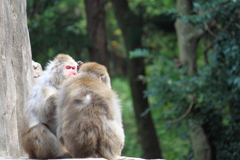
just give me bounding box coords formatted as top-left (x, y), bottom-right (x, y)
top-left (77, 61), bottom-right (84, 71)
top-left (44, 94), bottom-right (57, 119)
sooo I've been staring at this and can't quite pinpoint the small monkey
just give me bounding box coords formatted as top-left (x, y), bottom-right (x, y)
top-left (21, 54), bottom-right (81, 159)
top-left (32, 60), bottom-right (42, 82)
top-left (57, 62), bottom-right (125, 159)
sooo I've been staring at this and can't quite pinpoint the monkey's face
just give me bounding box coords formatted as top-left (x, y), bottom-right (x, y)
top-left (64, 63), bottom-right (77, 77)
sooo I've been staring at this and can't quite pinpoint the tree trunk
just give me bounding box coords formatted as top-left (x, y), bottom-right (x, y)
top-left (175, 0), bottom-right (212, 160)
top-left (84, 0), bottom-right (109, 69)
top-left (175, 0), bottom-right (202, 75)
top-left (112, 0), bottom-right (162, 159)
top-left (175, 19), bottom-right (198, 75)
top-left (0, 0), bottom-right (33, 157)
top-left (189, 121), bottom-right (212, 160)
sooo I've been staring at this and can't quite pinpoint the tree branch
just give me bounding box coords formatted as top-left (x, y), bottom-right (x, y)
top-left (166, 97), bottom-right (195, 123)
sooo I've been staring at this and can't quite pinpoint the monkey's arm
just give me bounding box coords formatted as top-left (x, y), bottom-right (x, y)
top-left (41, 86), bottom-right (58, 121)
top-left (45, 95), bottom-right (57, 116)
top-left (24, 85), bottom-right (57, 129)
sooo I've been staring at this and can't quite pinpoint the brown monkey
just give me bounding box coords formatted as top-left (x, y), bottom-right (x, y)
top-left (21, 54), bottom-right (80, 159)
top-left (57, 62), bottom-right (125, 160)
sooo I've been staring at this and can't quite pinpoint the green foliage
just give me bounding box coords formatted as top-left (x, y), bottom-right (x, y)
top-left (26, 0), bottom-right (240, 159)
top-left (201, 2), bottom-right (240, 157)
top-left (129, 49), bottom-right (150, 59)
top-left (180, 0), bottom-right (239, 29)
top-left (105, 2), bottom-right (127, 59)
top-left (128, 36), bottom-right (192, 159)
top-left (129, 0), bottom-right (175, 17)
top-left (27, 0), bottom-right (89, 66)
top-left (112, 75), bottom-right (190, 160)
top-left (129, 0), bottom-right (177, 32)
top-left (139, 0), bottom-right (240, 159)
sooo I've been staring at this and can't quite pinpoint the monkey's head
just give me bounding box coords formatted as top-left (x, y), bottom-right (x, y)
top-left (48, 54), bottom-right (78, 86)
top-left (79, 62), bottom-right (111, 88)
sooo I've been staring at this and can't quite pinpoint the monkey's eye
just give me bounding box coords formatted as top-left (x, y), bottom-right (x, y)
top-left (66, 66), bottom-right (71, 69)
top-left (66, 65), bottom-right (76, 70)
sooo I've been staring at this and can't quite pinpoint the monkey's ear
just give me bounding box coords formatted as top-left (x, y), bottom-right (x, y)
top-left (100, 74), bottom-right (107, 84)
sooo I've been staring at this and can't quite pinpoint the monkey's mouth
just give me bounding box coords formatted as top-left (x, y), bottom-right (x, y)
top-left (77, 61), bottom-right (84, 70)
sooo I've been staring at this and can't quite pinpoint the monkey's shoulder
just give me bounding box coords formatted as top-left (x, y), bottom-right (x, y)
top-left (65, 76), bottom-right (109, 90)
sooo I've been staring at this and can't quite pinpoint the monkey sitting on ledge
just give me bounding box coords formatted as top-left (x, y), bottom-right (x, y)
top-left (57, 62), bottom-right (125, 160)
top-left (21, 54), bottom-right (80, 159)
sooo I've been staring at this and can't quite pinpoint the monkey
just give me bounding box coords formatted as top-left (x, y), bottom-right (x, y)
top-left (21, 54), bottom-right (81, 159)
top-left (56, 62), bottom-right (125, 160)
top-left (32, 60), bottom-right (42, 82)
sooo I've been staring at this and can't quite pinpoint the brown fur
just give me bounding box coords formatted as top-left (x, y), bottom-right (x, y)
top-left (57, 62), bottom-right (124, 159)
top-left (21, 54), bottom-right (77, 158)
top-left (21, 123), bottom-right (70, 158)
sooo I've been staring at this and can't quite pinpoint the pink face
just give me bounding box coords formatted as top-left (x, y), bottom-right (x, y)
top-left (65, 64), bottom-right (77, 77)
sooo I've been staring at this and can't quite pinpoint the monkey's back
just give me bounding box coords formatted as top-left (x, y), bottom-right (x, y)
top-left (58, 75), bottom-right (123, 159)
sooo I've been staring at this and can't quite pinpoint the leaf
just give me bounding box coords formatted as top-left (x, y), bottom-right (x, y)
top-left (129, 48), bottom-right (150, 59)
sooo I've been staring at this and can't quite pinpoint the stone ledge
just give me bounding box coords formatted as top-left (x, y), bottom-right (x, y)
top-left (0, 157), bottom-right (165, 160)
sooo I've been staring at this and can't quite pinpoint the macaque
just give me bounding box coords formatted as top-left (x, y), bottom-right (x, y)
top-left (57, 62), bottom-right (125, 160)
top-left (32, 60), bottom-right (42, 82)
top-left (21, 54), bottom-right (80, 159)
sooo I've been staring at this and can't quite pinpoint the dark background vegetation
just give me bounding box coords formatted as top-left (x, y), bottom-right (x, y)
top-left (27, 0), bottom-right (240, 159)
